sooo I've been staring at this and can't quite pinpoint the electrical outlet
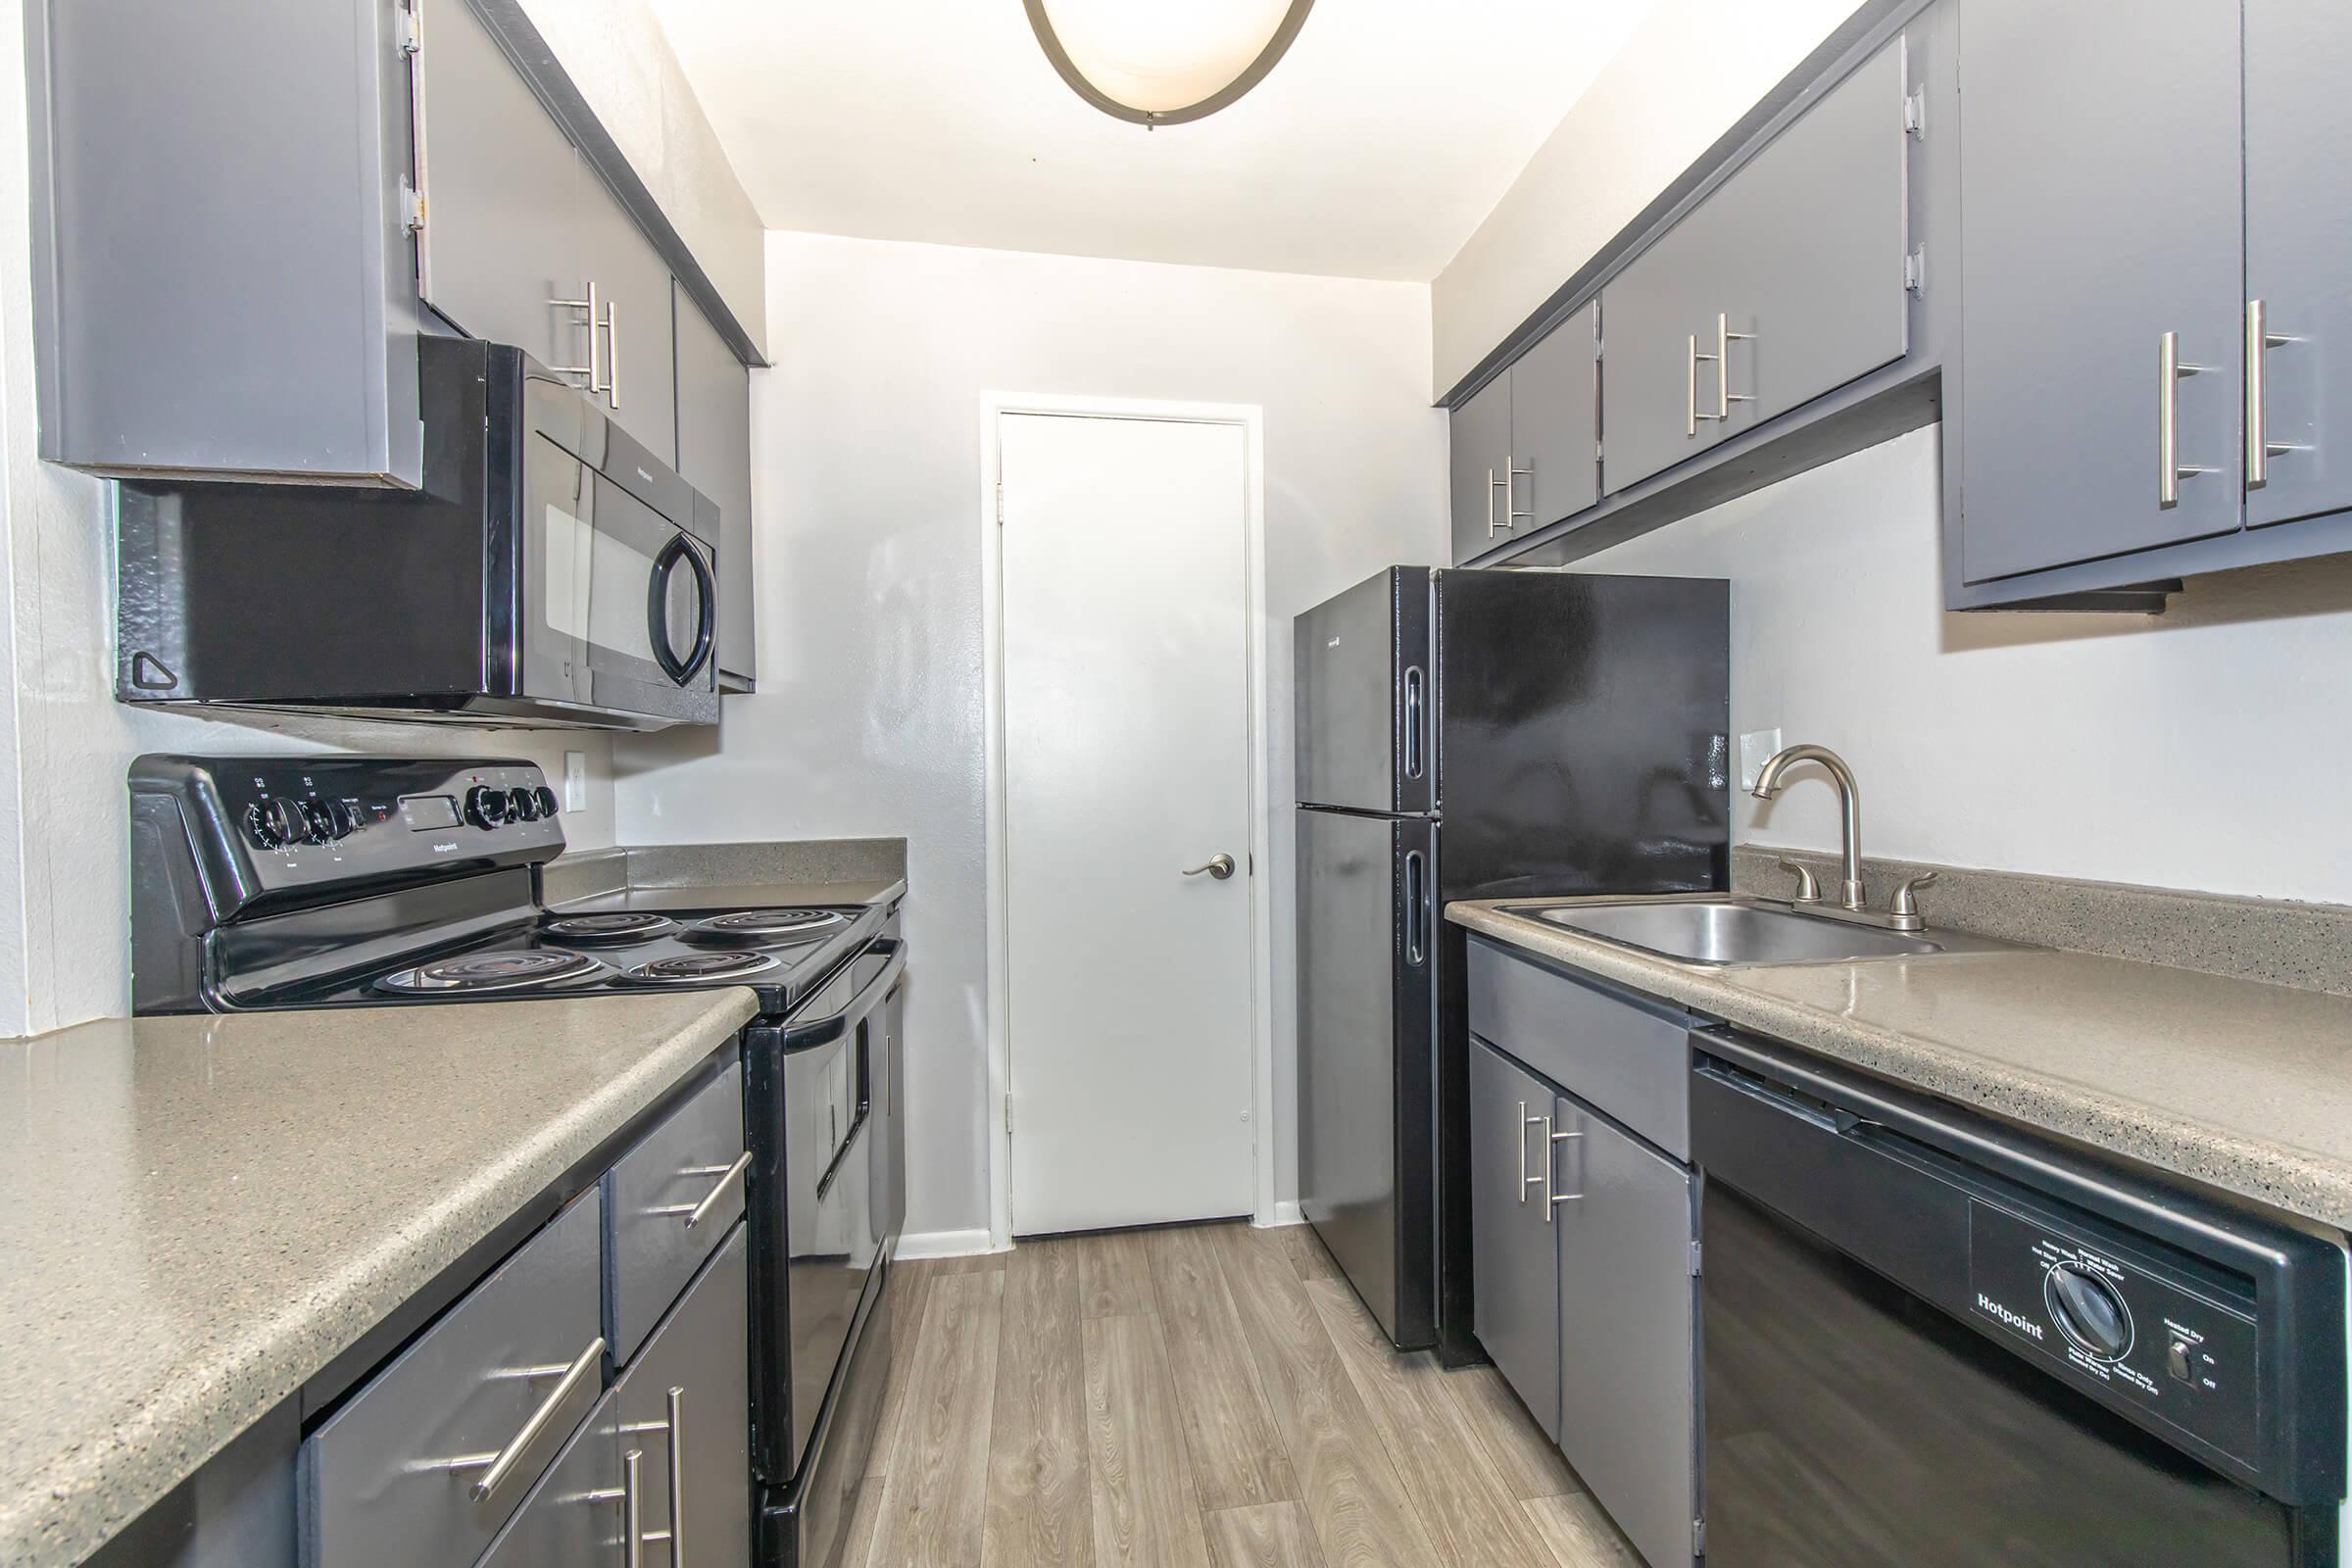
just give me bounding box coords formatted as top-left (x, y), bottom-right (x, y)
top-left (1739, 728), bottom-right (1783, 792)
top-left (563, 751), bottom-right (588, 813)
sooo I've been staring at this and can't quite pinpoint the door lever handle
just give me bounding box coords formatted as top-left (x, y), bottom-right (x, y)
top-left (1183, 854), bottom-right (1237, 880)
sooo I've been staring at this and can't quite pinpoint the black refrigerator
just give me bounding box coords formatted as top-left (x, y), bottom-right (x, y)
top-left (1295, 566), bottom-right (1729, 1360)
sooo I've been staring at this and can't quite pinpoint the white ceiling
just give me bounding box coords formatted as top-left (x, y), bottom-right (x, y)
top-left (646, 0), bottom-right (1651, 282)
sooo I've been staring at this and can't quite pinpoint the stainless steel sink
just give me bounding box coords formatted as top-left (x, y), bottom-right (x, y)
top-left (1514, 897), bottom-right (1973, 966)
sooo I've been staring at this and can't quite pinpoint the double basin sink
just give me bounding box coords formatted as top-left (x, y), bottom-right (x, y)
top-left (1509, 895), bottom-right (2018, 967)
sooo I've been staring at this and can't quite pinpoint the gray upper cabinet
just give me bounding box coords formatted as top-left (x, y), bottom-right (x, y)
top-left (1511, 305), bottom-right (1600, 534)
top-left (411, 0), bottom-right (588, 377)
top-left (675, 282), bottom-right (758, 687)
top-left (2243, 0), bottom-right (2352, 531)
top-left (575, 159), bottom-right (679, 464)
top-left (1469, 1037), bottom-right (1561, 1441)
top-left (1956, 0), bottom-right (2244, 584)
top-left (1602, 42), bottom-right (1910, 497)
top-left (1448, 305), bottom-right (1598, 564)
top-left (1448, 374), bottom-right (1512, 562)
top-left (27, 0), bottom-right (425, 485)
top-left (1552, 1100), bottom-right (1697, 1568)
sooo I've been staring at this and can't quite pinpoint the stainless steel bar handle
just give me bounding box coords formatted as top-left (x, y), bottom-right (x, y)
top-left (664, 1386), bottom-right (686, 1566)
top-left (1716, 313), bottom-right (1757, 420)
top-left (1548, 1121), bottom-right (1586, 1212)
top-left (2246, 299), bottom-right (2306, 490)
top-left (1688, 333), bottom-right (1725, 436)
top-left (1486, 467), bottom-right (1508, 535)
top-left (2158, 330), bottom-right (2218, 508)
top-left (622, 1447), bottom-right (646, 1568)
top-left (550, 281), bottom-right (605, 391)
top-left (605, 298), bottom-right (621, 411)
top-left (646, 1151), bottom-right (753, 1230)
top-left (459, 1335), bottom-right (606, 1502)
top-left (1505, 456), bottom-right (1534, 523)
top-left (1518, 1101), bottom-right (1543, 1204)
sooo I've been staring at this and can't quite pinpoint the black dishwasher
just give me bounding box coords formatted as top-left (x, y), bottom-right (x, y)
top-left (1691, 1030), bottom-right (2345, 1567)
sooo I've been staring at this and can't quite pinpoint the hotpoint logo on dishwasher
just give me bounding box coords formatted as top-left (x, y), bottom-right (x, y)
top-left (1978, 1293), bottom-right (2045, 1340)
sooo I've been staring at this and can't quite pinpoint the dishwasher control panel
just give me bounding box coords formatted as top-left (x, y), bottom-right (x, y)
top-left (1969, 1200), bottom-right (2260, 1467)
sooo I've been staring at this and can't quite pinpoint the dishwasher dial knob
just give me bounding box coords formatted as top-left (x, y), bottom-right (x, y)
top-left (2045, 1262), bottom-right (2133, 1360)
top-left (463, 785), bottom-right (512, 830)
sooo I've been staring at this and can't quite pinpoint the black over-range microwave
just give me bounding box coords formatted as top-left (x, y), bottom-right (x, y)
top-left (116, 337), bottom-right (721, 730)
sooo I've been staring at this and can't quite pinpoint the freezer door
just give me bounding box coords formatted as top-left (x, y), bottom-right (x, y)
top-left (1297, 808), bottom-right (1437, 1348)
top-left (1295, 567), bottom-right (1432, 815)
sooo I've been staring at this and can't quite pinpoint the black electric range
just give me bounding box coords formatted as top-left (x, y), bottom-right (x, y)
top-left (127, 755), bottom-right (905, 1568)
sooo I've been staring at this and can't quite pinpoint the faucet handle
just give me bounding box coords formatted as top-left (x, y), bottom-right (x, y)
top-left (1889, 870), bottom-right (1939, 920)
top-left (1776, 858), bottom-right (1824, 905)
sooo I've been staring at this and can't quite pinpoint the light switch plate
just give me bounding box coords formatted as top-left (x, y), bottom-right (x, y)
top-left (563, 751), bottom-right (588, 813)
top-left (1739, 728), bottom-right (1783, 792)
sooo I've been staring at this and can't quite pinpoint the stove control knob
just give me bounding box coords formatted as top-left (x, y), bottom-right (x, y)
top-left (321, 800), bottom-right (360, 840)
top-left (508, 786), bottom-right (541, 822)
top-left (535, 785), bottom-right (561, 819)
top-left (246, 798), bottom-right (301, 850)
top-left (463, 785), bottom-right (512, 830)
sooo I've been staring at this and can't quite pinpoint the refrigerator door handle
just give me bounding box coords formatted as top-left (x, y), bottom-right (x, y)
top-left (1401, 664), bottom-right (1426, 780)
top-left (1402, 849), bottom-right (1428, 966)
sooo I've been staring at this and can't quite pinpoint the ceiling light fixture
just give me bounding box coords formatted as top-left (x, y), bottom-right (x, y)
top-left (1023, 0), bottom-right (1317, 128)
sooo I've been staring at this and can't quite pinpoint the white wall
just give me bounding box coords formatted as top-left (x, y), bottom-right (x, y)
top-left (614, 230), bottom-right (1448, 1239)
top-left (1431, 0), bottom-right (1863, 397)
top-left (0, 0), bottom-right (618, 1036)
top-left (1581, 427), bottom-right (2352, 905)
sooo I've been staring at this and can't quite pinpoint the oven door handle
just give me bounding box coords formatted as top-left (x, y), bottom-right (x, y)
top-left (781, 941), bottom-right (906, 1053)
top-left (648, 531), bottom-right (717, 687)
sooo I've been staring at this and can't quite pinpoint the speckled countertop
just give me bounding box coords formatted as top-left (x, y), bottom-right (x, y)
top-left (1450, 896), bottom-right (2352, 1232)
top-left (0, 991), bottom-right (757, 1568)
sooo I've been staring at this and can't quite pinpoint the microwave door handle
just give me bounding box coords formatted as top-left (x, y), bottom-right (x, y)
top-left (648, 533), bottom-right (717, 686)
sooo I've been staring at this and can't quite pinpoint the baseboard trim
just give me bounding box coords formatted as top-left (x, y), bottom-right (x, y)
top-left (896, 1227), bottom-right (1001, 1261)
top-left (1263, 1200), bottom-right (1304, 1227)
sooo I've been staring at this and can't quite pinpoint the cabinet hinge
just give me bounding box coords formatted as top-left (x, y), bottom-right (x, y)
top-left (401, 178), bottom-right (426, 235)
top-left (1690, 1240), bottom-right (1703, 1276)
top-left (1694, 1518), bottom-right (1708, 1555)
top-left (396, 4), bottom-right (421, 58)
top-left (1004, 1095), bottom-right (1013, 1133)
top-left (995, 481), bottom-right (1004, 526)
top-left (1903, 85), bottom-right (1926, 139)
top-left (1904, 246), bottom-right (1927, 298)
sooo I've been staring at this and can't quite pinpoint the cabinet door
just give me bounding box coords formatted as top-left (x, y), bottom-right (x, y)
top-left (1511, 306), bottom-right (1599, 530)
top-left (1468, 1038), bottom-right (1561, 1439)
top-left (674, 283), bottom-right (756, 681)
top-left (617, 1224), bottom-right (753, 1568)
top-left (1555, 1101), bottom-right (1696, 1568)
top-left (1448, 375), bottom-right (1511, 562)
top-left (412, 0), bottom-right (588, 373)
top-left (474, 1391), bottom-right (623, 1568)
top-left (2244, 0), bottom-right (2352, 529)
top-left (576, 155), bottom-right (680, 463)
top-left (1712, 44), bottom-right (1909, 430)
top-left (1957, 0), bottom-right (2243, 583)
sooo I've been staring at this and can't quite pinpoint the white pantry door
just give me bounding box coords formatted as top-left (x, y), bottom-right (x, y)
top-left (999, 410), bottom-right (1255, 1235)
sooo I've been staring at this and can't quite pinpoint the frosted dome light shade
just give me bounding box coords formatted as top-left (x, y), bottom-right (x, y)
top-left (1035, 0), bottom-right (1303, 117)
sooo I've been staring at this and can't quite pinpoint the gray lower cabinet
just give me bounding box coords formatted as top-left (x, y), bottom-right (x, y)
top-left (1448, 306), bottom-right (1599, 563)
top-left (1552, 1099), bottom-right (1697, 1568)
top-left (411, 0), bottom-right (590, 377)
top-left (2244, 0), bottom-right (2352, 531)
top-left (1602, 41), bottom-right (1910, 497)
top-left (615, 1224), bottom-right (753, 1568)
top-left (475, 1391), bottom-right (624, 1567)
top-left (674, 281), bottom-right (758, 688)
top-left (605, 1062), bottom-right (747, 1365)
top-left (1448, 373), bottom-right (1513, 561)
top-left (1955, 0), bottom-right (2245, 584)
top-left (1469, 1037), bottom-right (1561, 1441)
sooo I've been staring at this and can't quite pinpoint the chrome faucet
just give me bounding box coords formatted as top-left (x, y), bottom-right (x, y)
top-left (1751, 744), bottom-right (1865, 910)
top-left (1749, 744), bottom-right (1938, 933)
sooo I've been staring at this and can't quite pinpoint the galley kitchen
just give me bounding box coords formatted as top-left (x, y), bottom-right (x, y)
top-left (4, 2), bottom-right (2351, 1567)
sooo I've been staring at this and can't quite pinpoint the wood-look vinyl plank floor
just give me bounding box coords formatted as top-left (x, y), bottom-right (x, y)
top-left (848, 1224), bottom-right (1580, 1568)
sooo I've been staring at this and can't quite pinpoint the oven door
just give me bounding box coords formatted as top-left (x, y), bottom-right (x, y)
top-left (521, 430), bottom-right (718, 726)
top-left (745, 935), bottom-right (908, 1486)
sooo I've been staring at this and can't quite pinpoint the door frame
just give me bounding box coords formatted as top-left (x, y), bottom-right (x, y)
top-left (979, 392), bottom-right (1275, 1248)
